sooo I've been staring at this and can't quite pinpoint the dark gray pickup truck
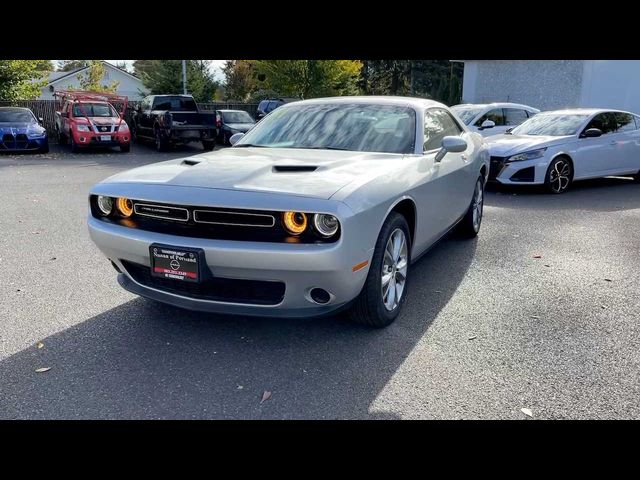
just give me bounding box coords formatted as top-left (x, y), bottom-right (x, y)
top-left (130, 94), bottom-right (217, 151)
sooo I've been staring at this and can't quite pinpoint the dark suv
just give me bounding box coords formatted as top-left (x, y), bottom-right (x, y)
top-left (256, 97), bottom-right (298, 121)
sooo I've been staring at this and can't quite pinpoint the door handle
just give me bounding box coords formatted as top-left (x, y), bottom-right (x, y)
top-left (609, 140), bottom-right (617, 145)
top-left (461, 154), bottom-right (468, 161)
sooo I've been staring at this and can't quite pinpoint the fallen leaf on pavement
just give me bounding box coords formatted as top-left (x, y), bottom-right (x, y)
top-left (533, 255), bottom-right (542, 259)
top-left (544, 264), bottom-right (551, 267)
top-left (468, 335), bottom-right (477, 341)
top-left (531, 315), bottom-right (540, 319)
top-left (237, 385), bottom-right (244, 390)
top-left (37, 342), bottom-right (44, 349)
top-left (601, 305), bottom-right (608, 310)
top-left (260, 391), bottom-right (272, 404)
top-left (35, 367), bottom-right (51, 373)
top-left (50, 257), bottom-right (57, 261)
top-left (604, 278), bottom-right (612, 282)
top-left (521, 408), bottom-right (533, 417)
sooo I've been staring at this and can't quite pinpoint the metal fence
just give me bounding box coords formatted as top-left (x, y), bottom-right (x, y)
top-left (0, 100), bottom-right (259, 141)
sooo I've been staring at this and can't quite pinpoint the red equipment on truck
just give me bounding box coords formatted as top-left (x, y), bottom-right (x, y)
top-left (53, 90), bottom-right (132, 153)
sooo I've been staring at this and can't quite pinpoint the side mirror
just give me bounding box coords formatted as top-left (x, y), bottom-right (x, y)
top-left (434, 136), bottom-right (467, 162)
top-left (229, 132), bottom-right (244, 146)
top-left (38, 117), bottom-right (44, 124)
top-left (505, 127), bottom-right (513, 134)
top-left (480, 119), bottom-right (495, 130)
top-left (581, 128), bottom-right (603, 138)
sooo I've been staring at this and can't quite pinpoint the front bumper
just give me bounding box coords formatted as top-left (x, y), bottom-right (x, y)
top-left (489, 155), bottom-right (548, 185)
top-left (0, 135), bottom-right (47, 151)
top-left (88, 215), bottom-right (371, 318)
top-left (70, 130), bottom-right (130, 147)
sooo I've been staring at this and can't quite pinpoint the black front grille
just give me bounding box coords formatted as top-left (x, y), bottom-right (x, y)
top-left (489, 156), bottom-right (506, 181)
top-left (510, 166), bottom-right (535, 182)
top-left (0, 133), bottom-right (38, 150)
top-left (90, 196), bottom-right (339, 244)
top-left (121, 260), bottom-right (285, 305)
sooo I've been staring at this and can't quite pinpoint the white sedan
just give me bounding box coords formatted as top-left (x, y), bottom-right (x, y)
top-left (451, 102), bottom-right (540, 137)
top-left (485, 108), bottom-right (640, 193)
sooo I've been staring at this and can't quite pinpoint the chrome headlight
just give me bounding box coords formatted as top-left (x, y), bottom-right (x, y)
top-left (313, 214), bottom-right (339, 237)
top-left (118, 123), bottom-right (129, 132)
top-left (76, 125), bottom-right (91, 132)
top-left (27, 126), bottom-right (47, 138)
top-left (506, 148), bottom-right (547, 162)
top-left (96, 196), bottom-right (114, 215)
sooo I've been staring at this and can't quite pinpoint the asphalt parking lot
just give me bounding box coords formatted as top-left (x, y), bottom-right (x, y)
top-left (1, 143), bottom-right (639, 419)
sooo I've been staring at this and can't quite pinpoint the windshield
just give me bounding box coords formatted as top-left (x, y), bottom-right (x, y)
top-left (236, 103), bottom-right (416, 154)
top-left (152, 97), bottom-right (198, 111)
top-left (0, 110), bottom-right (36, 123)
top-left (222, 111), bottom-right (254, 124)
top-left (511, 113), bottom-right (589, 136)
top-left (451, 106), bottom-right (482, 125)
top-left (73, 103), bottom-right (119, 117)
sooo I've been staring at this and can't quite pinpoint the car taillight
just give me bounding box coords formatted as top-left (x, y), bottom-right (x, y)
top-left (216, 119), bottom-right (222, 128)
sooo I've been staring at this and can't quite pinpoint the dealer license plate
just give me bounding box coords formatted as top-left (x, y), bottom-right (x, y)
top-left (150, 244), bottom-right (201, 283)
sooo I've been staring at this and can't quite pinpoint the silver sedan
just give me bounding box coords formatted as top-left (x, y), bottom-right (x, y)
top-left (88, 96), bottom-right (489, 327)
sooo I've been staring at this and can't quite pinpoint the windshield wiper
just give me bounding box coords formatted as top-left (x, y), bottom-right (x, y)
top-left (234, 144), bottom-right (268, 148)
top-left (290, 146), bottom-right (352, 151)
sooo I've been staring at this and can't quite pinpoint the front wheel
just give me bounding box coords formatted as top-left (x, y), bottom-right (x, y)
top-left (56, 127), bottom-right (67, 145)
top-left (456, 176), bottom-right (484, 238)
top-left (69, 132), bottom-right (79, 153)
top-left (155, 129), bottom-right (169, 152)
top-left (348, 212), bottom-right (411, 328)
top-left (120, 143), bottom-right (131, 153)
top-left (202, 140), bottom-right (215, 151)
top-left (545, 156), bottom-right (572, 194)
top-left (39, 141), bottom-right (49, 154)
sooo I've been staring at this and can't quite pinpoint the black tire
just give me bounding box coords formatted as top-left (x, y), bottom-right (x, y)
top-left (39, 141), bottom-right (49, 154)
top-left (69, 132), bottom-right (79, 153)
top-left (456, 176), bottom-right (484, 238)
top-left (545, 156), bottom-right (573, 194)
top-left (633, 171), bottom-right (640, 182)
top-left (348, 212), bottom-right (411, 328)
top-left (131, 123), bottom-right (138, 144)
top-left (120, 143), bottom-right (131, 153)
top-left (202, 140), bottom-right (215, 151)
top-left (155, 129), bottom-right (169, 152)
top-left (56, 127), bottom-right (67, 145)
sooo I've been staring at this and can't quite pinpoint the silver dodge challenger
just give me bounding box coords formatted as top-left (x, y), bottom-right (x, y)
top-left (88, 96), bottom-right (489, 327)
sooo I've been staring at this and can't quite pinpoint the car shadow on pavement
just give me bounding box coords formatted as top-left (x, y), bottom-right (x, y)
top-left (485, 176), bottom-right (640, 212)
top-left (0, 235), bottom-right (477, 419)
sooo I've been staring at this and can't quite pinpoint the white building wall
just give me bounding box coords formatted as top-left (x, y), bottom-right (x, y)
top-left (580, 60), bottom-right (640, 115)
top-left (40, 64), bottom-right (147, 100)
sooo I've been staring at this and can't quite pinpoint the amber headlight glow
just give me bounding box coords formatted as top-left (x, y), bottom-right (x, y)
top-left (283, 211), bottom-right (307, 235)
top-left (117, 197), bottom-right (134, 217)
top-left (96, 196), bottom-right (114, 215)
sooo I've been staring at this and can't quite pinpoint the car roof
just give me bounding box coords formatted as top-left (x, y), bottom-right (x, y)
top-left (0, 107), bottom-right (32, 112)
top-left (453, 102), bottom-right (540, 111)
top-left (280, 95), bottom-right (448, 110)
top-left (539, 107), bottom-right (635, 116)
top-left (218, 109), bottom-right (251, 113)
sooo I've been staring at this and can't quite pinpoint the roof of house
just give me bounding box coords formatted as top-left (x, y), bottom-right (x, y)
top-left (45, 61), bottom-right (141, 86)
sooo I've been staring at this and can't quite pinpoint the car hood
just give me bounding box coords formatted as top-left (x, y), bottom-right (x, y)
top-left (0, 122), bottom-right (45, 136)
top-left (225, 123), bottom-right (254, 132)
top-left (100, 147), bottom-right (405, 199)
top-left (485, 134), bottom-right (573, 157)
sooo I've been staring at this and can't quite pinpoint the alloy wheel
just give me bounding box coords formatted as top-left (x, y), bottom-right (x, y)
top-left (549, 159), bottom-right (571, 193)
top-left (381, 228), bottom-right (408, 311)
top-left (472, 179), bottom-right (484, 232)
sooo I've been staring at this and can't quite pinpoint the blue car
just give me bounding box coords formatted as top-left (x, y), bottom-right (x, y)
top-left (0, 107), bottom-right (49, 153)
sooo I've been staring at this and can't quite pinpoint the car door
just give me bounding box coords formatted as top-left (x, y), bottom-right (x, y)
top-left (138, 96), bottom-right (153, 136)
top-left (610, 112), bottom-right (640, 174)
top-left (475, 108), bottom-right (507, 136)
top-left (414, 108), bottom-right (473, 249)
top-left (575, 112), bottom-right (618, 177)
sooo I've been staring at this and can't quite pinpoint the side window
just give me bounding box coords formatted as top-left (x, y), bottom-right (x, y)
top-left (424, 108), bottom-right (462, 151)
top-left (504, 108), bottom-right (528, 126)
top-left (258, 100), bottom-right (268, 112)
top-left (635, 115), bottom-right (640, 130)
top-left (475, 108), bottom-right (505, 127)
top-left (584, 112), bottom-right (617, 135)
top-left (526, 110), bottom-right (538, 118)
top-left (614, 112), bottom-right (635, 133)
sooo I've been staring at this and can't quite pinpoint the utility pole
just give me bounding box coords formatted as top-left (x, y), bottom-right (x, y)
top-left (182, 60), bottom-right (187, 95)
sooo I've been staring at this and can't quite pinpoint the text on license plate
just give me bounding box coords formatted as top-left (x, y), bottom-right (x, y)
top-left (100, 135), bottom-right (111, 141)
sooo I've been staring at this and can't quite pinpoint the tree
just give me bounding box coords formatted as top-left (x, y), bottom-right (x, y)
top-left (359, 60), bottom-right (464, 105)
top-left (222, 60), bottom-right (257, 101)
top-left (57, 60), bottom-right (89, 71)
top-left (75, 60), bottom-right (119, 93)
top-left (251, 60), bottom-right (362, 99)
top-left (138, 60), bottom-right (219, 102)
top-left (0, 60), bottom-right (49, 100)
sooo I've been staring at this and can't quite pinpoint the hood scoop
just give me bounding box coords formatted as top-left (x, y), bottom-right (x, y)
top-left (272, 165), bottom-right (318, 173)
top-left (181, 159), bottom-right (202, 166)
